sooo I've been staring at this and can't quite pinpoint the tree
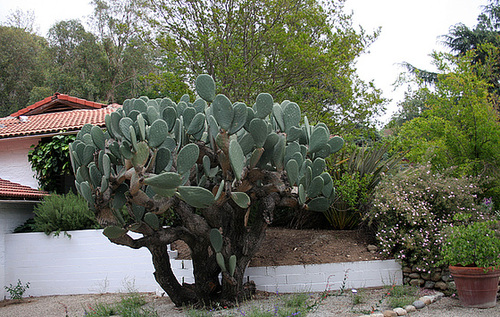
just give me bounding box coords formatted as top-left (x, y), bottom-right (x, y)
top-left (142, 0), bottom-right (385, 135)
top-left (46, 20), bottom-right (108, 101)
top-left (89, 0), bottom-right (161, 103)
top-left (396, 50), bottom-right (500, 177)
top-left (4, 8), bottom-right (38, 34)
top-left (443, 1), bottom-right (500, 96)
top-left (0, 26), bottom-right (48, 117)
top-left (70, 75), bottom-right (344, 306)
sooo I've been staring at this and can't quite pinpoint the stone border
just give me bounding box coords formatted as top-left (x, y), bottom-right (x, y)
top-left (357, 292), bottom-right (445, 317)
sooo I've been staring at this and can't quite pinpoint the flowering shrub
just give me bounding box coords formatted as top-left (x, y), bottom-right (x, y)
top-left (366, 165), bottom-right (486, 271)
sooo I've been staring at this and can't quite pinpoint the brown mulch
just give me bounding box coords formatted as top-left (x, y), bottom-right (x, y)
top-left (171, 227), bottom-right (385, 267)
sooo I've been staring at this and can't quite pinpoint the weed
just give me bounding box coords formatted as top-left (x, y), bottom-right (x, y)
top-left (384, 285), bottom-right (420, 308)
top-left (84, 292), bottom-right (157, 317)
top-left (4, 279), bottom-right (30, 300)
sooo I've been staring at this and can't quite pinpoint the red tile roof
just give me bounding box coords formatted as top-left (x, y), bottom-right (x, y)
top-left (0, 93), bottom-right (121, 139)
top-left (10, 93), bottom-right (107, 117)
top-left (0, 178), bottom-right (49, 200)
top-left (0, 106), bottom-right (120, 139)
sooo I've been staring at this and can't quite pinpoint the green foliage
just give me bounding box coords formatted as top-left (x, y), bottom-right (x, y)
top-left (28, 134), bottom-right (75, 193)
top-left (32, 192), bottom-right (100, 236)
top-left (70, 74), bottom-right (343, 305)
top-left (4, 280), bottom-right (30, 300)
top-left (84, 292), bottom-right (157, 317)
top-left (144, 0), bottom-right (385, 135)
top-left (396, 50), bottom-right (500, 176)
top-left (0, 26), bottom-right (48, 117)
top-left (139, 71), bottom-right (193, 102)
top-left (325, 144), bottom-right (401, 229)
top-left (367, 164), bottom-right (486, 271)
top-left (384, 285), bottom-right (420, 309)
top-left (440, 219), bottom-right (500, 270)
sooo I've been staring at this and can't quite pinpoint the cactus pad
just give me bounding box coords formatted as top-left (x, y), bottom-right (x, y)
top-left (230, 192), bottom-right (251, 208)
top-left (177, 143), bottom-right (200, 175)
top-left (195, 74), bottom-right (216, 102)
top-left (177, 186), bottom-right (215, 208)
top-left (210, 228), bottom-right (223, 253)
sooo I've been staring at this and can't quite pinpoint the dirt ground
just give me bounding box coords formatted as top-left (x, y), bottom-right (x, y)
top-left (171, 227), bottom-right (384, 266)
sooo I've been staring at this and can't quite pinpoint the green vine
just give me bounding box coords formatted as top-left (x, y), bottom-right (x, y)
top-left (28, 134), bottom-right (75, 193)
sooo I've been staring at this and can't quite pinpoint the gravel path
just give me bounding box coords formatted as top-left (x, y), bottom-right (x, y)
top-left (0, 290), bottom-right (499, 316)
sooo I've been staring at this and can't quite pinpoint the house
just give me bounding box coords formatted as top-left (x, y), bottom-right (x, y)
top-left (0, 93), bottom-right (119, 297)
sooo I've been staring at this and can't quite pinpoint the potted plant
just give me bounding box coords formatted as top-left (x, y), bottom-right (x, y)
top-left (440, 218), bottom-right (500, 308)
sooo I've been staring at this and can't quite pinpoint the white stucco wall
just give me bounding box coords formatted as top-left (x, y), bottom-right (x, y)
top-left (3, 229), bottom-right (403, 298)
top-left (0, 137), bottom-right (41, 189)
top-left (0, 201), bottom-right (36, 299)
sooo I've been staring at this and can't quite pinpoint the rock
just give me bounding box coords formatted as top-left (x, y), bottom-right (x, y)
top-left (419, 296), bottom-right (432, 305)
top-left (409, 279), bottom-right (424, 286)
top-left (431, 272), bottom-right (442, 282)
top-left (424, 281), bottom-right (435, 289)
top-left (370, 314), bottom-right (384, 317)
top-left (434, 281), bottom-right (448, 290)
top-left (428, 292), bottom-right (444, 303)
top-left (441, 274), bottom-right (451, 282)
top-left (403, 277), bottom-right (410, 284)
top-left (367, 244), bottom-right (378, 252)
top-left (404, 305), bottom-right (417, 313)
top-left (402, 267), bottom-right (412, 274)
top-left (447, 281), bottom-right (456, 291)
top-left (383, 310), bottom-right (397, 317)
top-left (409, 273), bottom-right (420, 279)
top-left (421, 273), bottom-right (431, 280)
top-left (393, 307), bottom-right (407, 315)
top-left (412, 300), bottom-right (426, 309)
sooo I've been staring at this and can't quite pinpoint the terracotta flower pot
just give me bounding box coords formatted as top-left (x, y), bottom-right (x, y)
top-left (449, 265), bottom-right (500, 308)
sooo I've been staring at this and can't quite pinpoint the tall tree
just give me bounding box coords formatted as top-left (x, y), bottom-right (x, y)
top-left (4, 8), bottom-right (38, 34)
top-left (443, 0), bottom-right (500, 95)
top-left (90, 0), bottom-right (160, 103)
top-left (46, 20), bottom-right (107, 101)
top-left (397, 50), bottom-right (500, 177)
top-left (0, 26), bottom-right (48, 117)
top-left (143, 0), bottom-right (385, 135)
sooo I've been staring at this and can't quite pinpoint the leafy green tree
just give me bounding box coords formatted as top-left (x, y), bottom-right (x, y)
top-left (46, 20), bottom-right (107, 101)
top-left (385, 88), bottom-right (430, 132)
top-left (4, 8), bottom-right (38, 34)
top-left (90, 0), bottom-right (161, 103)
top-left (139, 71), bottom-right (194, 101)
top-left (142, 0), bottom-right (385, 135)
top-left (443, 0), bottom-right (500, 95)
top-left (0, 26), bottom-right (48, 116)
top-left (397, 50), bottom-right (500, 177)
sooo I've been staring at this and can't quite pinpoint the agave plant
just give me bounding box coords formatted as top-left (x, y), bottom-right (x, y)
top-left (326, 144), bottom-right (401, 229)
top-left (69, 74), bottom-right (343, 306)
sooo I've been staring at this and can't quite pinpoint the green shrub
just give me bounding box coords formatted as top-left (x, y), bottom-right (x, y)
top-left (325, 144), bottom-right (401, 229)
top-left (367, 164), bottom-right (486, 271)
top-left (32, 192), bottom-right (100, 236)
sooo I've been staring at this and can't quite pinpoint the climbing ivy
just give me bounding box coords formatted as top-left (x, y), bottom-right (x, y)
top-left (28, 134), bottom-right (75, 193)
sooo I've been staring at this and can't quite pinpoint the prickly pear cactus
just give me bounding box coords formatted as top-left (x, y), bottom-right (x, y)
top-left (68, 74), bottom-right (343, 305)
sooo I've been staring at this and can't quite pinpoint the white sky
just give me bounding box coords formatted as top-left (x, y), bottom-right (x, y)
top-left (0, 0), bottom-right (489, 124)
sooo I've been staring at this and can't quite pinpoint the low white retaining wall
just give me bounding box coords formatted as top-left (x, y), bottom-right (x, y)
top-left (4, 230), bottom-right (402, 298)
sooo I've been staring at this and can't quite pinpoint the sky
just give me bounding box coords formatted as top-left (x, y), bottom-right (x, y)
top-left (0, 0), bottom-right (490, 124)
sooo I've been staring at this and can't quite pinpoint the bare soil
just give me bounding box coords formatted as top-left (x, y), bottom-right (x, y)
top-left (171, 227), bottom-right (385, 266)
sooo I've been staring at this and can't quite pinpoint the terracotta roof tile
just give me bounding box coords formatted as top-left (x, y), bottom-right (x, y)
top-left (10, 93), bottom-right (106, 117)
top-left (0, 178), bottom-right (49, 200)
top-left (0, 106), bottom-right (120, 139)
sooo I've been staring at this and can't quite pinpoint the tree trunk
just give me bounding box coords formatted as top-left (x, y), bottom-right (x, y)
top-left (148, 243), bottom-right (197, 306)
